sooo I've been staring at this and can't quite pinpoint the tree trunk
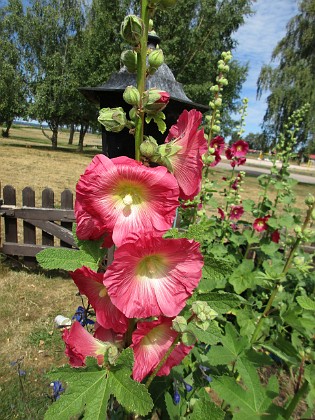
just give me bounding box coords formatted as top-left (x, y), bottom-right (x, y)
top-left (68, 124), bottom-right (75, 145)
top-left (49, 123), bottom-right (59, 150)
top-left (77, 123), bottom-right (88, 152)
top-left (1, 119), bottom-right (13, 137)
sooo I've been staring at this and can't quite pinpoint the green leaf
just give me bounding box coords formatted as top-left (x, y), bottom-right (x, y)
top-left (188, 397), bottom-right (224, 420)
top-left (278, 214), bottom-right (294, 228)
top-left (208, 324), bottom-right (249, 365)
top-left (45, 362), bottom-right (110, 420)
top-left (296, 295), bottom-right (315, 311)
top-left (165, 391), bottom-right (181, 419)
top-left (108, 349), bottom-right (153, 415)
top-left (188, 322), bottom-right (222, 345)
top-left (211, 357), bottom-right (282, 419)
top-left (199, 256), bottom-right (235, 291)
top-left (36, 248), bottom-right (99, 271)
top-left (77, 237), bottom-right (107, 264)
top-left (242, 199), bottom-right (255, 212)
top-left (228, 260), bottom-right (257, 294)
top-left (45, 350), bottom-right (153, 419)
top-left (243, 229), bottom-right (258, 245)
top-left (146, 112), bottom-right (166, 133)
top-left (261, 241), bottom-right (280, 256)
top-left (192, 292), bottom-right (246, 314)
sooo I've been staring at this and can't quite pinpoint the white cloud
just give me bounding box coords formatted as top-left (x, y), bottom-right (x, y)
top-left (233, 0), bottom-right (299, 134)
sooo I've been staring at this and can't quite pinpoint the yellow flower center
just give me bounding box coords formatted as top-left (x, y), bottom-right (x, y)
top-left (122, 194), bottom-right (133, 206)
top-left (136, 254), bottom-right (168, 279)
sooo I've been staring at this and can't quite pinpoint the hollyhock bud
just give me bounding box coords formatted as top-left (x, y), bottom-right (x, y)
top-left (143, 89), bottom-right (170, 114)
top-left (305, 194), bottom-right (315, 206)
top-left (121, 50), bottom-right (137, 73)
top-left (140, 136), bottom-right (158, 158)
top-left (120, 15), bottom-right (144, 46)
top-left (98, 107), bottom-right (127, 132)
top-left (181, 331), bottom-right (197, 346)
top-left (148, 48), bottom-right (164, 69)
top-left (123, 86), bottom-right (140, 106)
top-left (172, 316), bottom-right (187, 333)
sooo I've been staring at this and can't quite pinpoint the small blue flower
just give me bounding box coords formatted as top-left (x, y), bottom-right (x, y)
top-left (182, 381), bottom-right (193, 392)
top-left (199, 364), bottom-right (210, 372)
top-left (72, 306), bottom-right (95, 327)
top-left (173, 389), bottom-right (180, 405)
top-left (50, 381), bottom-right (65, 400)
top-left (204, 375), bottom-right (213, 383)
top-left (18, 369), bottom-right (26, 377)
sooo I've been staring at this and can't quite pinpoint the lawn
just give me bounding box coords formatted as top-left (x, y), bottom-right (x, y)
top-left (0, 125), bottom-right (314, 418)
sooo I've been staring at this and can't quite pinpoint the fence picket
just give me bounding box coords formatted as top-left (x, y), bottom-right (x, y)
top-left (42, 188), bottom-right (55, 246)
top-left (61, 189), bottom-right (74, 248)
top-left (22, 187), bottom-right (37, 267)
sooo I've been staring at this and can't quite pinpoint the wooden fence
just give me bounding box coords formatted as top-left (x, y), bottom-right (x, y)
top-left (0, 185), bottom-right (76, 267)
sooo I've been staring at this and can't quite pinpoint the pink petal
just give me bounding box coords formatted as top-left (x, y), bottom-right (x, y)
top-left (131, 317), bottom-right (192, 382)
top-left (103, 234), bottom-right (203, 318)
top-left (70, 267), bottom-right (128, 333)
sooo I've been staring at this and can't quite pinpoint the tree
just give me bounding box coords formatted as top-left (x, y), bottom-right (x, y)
top-left (152, 0), bottom-right (253, 134)
top-left (257, 0), bottom-right (315, 149)
top-left (0, 0), bottom-right (27, 137)
top-left (244, 132), bottom-right (270, 152)
top-left (21, 0), bottom-right (85, 149)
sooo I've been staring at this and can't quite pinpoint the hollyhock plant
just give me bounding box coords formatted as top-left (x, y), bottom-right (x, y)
top-left (218, 207), bottom-right (225, 220)
top-left (158, 109), bottom-right (207, 200)
top-left (230, 140), bottom-right (249, 157)
top-left (210, 135), bottom-right (225, 154)
top-left (103, 232), bottom-right (203, 319)
top-left (229, 205), bottom-right (244, 221)
top-left (63, 321), bottom-right (109, 367)
top-left (76, 155), bottom-right (179, 247)
top-left (131, 317), bottom-right (193, 382)
top-left (70, 267), bottom-right (128, 333)
top-left (210, 149), bottom-right (221, 167)
top-left (253, 216), bottom-right (270, 232)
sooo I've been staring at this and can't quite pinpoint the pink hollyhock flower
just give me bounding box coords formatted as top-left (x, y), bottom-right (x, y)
top-left (143, 89), bottom-right (170, 114)
top-left (70, 267), bottom-right (128, 333)
top-left (164, 109), bottom-right (208, 200)
top-left (230, 223), bottom-right (238, 231)
top-left (229, 205), bottom-right (244, 221)
top-left (231, 140), bottom-right (249, 157)
top-left (225, 147), bottom-right (234, 160)
top-left (103, 232), bottom-right (203, 319)
top-left (210, 136), bottom-right (225, 154)
top-left (75, 201), bottom-right (113, 248)
top-left (218, 208), bottom-right (225, 220)
top-left (210, 150), bottom-right (221, 167)
top-left (235, 156), bottom-right (246, 166)
top-left (271, 230), bottom-right (280, 243)
top-left (253, 216), bottom-right (270, 232)
top-left (62, 321), bottom-right (108, 367)
top-left (93, 322), bottom-right (124, 347)
top-left (131, 317), bottom-right (192, 382)
top-left (76, 155), bottom-right (179, 247)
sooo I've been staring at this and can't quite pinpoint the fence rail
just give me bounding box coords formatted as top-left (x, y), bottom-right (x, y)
top-left (0, 185), bottom-right (76, 267)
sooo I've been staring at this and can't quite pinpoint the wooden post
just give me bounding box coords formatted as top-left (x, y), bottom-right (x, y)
top-left (42, 188), bottom-right (55, 246)
top-left (22, 187), bottom-right (37, 267)
top-left (3, 185), bottom-right (18, 262)
top-left (60, 189), bottom-right (74, 248)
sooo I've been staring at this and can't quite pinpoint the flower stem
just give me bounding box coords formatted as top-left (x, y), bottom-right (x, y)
top-left (283, 380), bottom-right (309, 420)
top-left (134, 0), bottom-right (149, 161)
top-left (145, 335), bottom-right (180, 388)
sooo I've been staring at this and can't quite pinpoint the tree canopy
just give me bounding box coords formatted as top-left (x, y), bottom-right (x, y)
top-left (257, 0), bottom-right (315, 152)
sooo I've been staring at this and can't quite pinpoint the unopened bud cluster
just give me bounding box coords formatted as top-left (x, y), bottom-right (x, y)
top-left (191, 301), bottom-right (218, 330)
top-left (207, 51), bottom-right (232, 136)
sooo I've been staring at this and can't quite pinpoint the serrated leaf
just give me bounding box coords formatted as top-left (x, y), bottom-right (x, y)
top-left (228, 260), bottom-right (258, 294)
top-left (200, 256), bottom-right (235, 291)
top-left (45, 350), bottom-right (153, 419)
top-left (211, 358), bottom-right (283, 419)
top-left (165, 391), bottom-right (181, 419)
top-left (243, 229), bottom-right (258, 245)
top-left (108, 349), bottom-right (153, 416)
top-left (242, 199), bottom-right (255, 212)
top-left (45, 362), bottom-right (110, 420)
top-left (193, 292), bottom-right (245, 314)
top-left (296, 295), bottom-right (315, 311)
top-left (208, 324), bottom-right (249, 365)
top-left (188, 322), bottom-right (222, 345)
top-left (261, 242), bottom-right (280, 256)
top-left (77, 237), bottom-right (107, 263)
top-left (188, 397), bottom-right (224, 420)
top-left (36, 248), bottom-right (98, 271)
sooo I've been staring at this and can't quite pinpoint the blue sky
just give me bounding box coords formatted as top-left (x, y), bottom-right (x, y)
top-left (233, 0), bottom-right (298, 135)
